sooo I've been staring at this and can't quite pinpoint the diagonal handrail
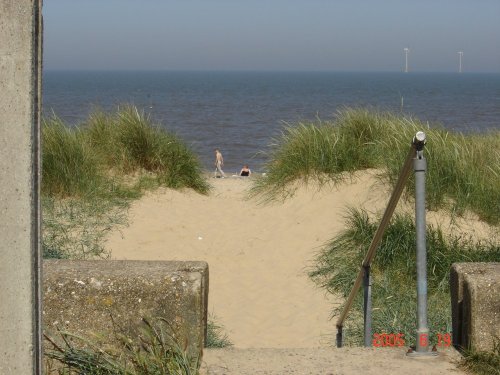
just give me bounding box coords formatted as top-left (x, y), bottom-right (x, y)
top-left (336, 138), bottom-right (418, 347)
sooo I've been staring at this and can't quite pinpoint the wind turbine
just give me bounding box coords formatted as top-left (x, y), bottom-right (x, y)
top-left (404, 48), bottom-right (410, 73)
top-left (458, 51), bottom-right (463, 73)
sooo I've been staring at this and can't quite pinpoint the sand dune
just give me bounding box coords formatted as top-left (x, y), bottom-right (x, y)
top-left (106, 171), bottom-right (495, 349)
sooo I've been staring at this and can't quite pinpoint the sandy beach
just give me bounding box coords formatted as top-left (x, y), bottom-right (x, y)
top-left (102, 170), bottom-right (500, 374)
top-left (107, 171), bottom-right (384, 348)
top-left (106, 171), bottom-right (495, 349)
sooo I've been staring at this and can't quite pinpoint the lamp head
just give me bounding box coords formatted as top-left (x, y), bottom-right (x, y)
top-left (413, 131), bottom-right (426, 150)
top-left (415, 131), bottom-right (426, 142)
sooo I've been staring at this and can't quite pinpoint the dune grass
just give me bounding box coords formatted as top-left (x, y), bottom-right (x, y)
top-left (309, 208), bottom-right (500, 347)
top-left (42, 116), bottom-right (104, 198)
top-left (42, 196), bottom-right (129, 259)
top-left (206, 315), bottom-right (233, 348)
top-left (42, 106), bottom-right (209, 259)
top-left (43, 106), bottom-right (209, 198)
top-left (460, 339), bottom-right (500, 375)
top-left (44, 317), bottom-right (200, 375)
top-left (251, 108), bottom-right (500, 225)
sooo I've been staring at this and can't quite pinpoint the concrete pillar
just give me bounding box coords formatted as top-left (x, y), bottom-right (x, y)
top-left (0, 1), bottom-right (43, 373)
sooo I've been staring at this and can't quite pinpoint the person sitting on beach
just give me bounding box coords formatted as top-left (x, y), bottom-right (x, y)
top-left (214, 148), bottom-right (226, 178)
top-left (239, 164), bottom-right (251, 177)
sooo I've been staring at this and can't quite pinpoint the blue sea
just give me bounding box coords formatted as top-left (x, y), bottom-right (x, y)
top-left (43, 71), bottom-right (500, 172)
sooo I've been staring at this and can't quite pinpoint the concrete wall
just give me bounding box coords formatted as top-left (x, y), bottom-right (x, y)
top-left (43, 260), bottom-right (209, 360)
top-left (450, 262), bottom-right (500, 352)
top-left (0, 1), bottom-right (43, 373)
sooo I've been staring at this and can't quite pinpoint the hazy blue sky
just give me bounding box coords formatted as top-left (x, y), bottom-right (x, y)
top-left (44, 0), bottom-right (500, 72)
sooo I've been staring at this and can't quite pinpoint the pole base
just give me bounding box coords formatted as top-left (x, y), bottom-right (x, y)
top-left (406, 348), bottom-right (439, 358)
top-left (336, 327), bottom-right (343, 348)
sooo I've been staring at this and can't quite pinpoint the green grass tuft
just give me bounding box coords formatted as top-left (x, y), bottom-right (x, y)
top-left (44, 317), bottom-right (200, 375)
top-left (42, 116), bottom-right (103, 198)
top-left (460, 339), bottom-right (500, 375)
top-left (206, 315), bottom-right (233, 348)
top-left (42, 196), bottom-right (129, 260)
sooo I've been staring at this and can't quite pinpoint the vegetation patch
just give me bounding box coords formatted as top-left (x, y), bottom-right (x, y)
top-left (253, 107), bottom-right (500, 366)
top-left (44, 317), bottom-right (200, 375)
top-left (206, 315), bottom-right (233, 348)
top-left (42, 196), bottom-right (129, 259)
top-left (309, 208), bottom-right (500, 347)
top-left (459, 339), bottom-right (500, 375)
top-left (42, 105), bottom-right (209, 259)
top-left (252, 108), bottom-right (500, 225)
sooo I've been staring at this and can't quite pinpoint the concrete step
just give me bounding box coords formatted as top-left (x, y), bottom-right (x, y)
top-left (201, 347), bottom-right (465, 375)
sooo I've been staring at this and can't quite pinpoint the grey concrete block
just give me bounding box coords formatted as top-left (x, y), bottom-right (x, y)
top-left (43, 260), bottom-right (209, 360)
top-left (450, 262), bottom-right (500, 351)
top-left (463, 270), bottom-right (500, 352)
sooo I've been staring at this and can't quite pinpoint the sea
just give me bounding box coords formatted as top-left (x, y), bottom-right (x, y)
top-left (43, 71), bottom-right (500, 172)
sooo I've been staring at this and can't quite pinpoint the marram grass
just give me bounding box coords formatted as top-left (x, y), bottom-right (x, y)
top-left (42, 116), bottom-right (103, 197)
top-left (44, 317), bottom-right (200, 375)
top-left (309, 208), bottom-right (500, 347)
top-left (252, 108), bottom-right (500, 225)
top-left (43, 105), bottom-right (210, 198)
top-left (42, 196), bottom-right (129, 260)
top-left (206, 314), bottom-right (233, 348)
top-left (460, 339), bottom-right (500, 375)
top-left (42, 106), bottom-right (210, 259)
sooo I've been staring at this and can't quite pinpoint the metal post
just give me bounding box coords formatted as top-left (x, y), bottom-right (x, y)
top-left (363, 266), bottom-right (372, 347)
top-left (336, 325), bottom-right (343, 348)
top-left (414, 149), bottom-right (429, 352)
top-left (408, 132), bottom-right (437, 357)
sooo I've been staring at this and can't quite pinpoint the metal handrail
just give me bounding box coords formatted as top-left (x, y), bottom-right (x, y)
top-left (335, 137), bottom-right (420, 347)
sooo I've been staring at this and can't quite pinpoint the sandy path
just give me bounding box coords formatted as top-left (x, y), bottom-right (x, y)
top-left (106, 171), bottom-right (495, 349)
top-left (107, 171), bottom-right (387, 348)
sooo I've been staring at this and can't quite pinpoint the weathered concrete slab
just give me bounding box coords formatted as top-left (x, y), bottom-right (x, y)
top-left (201, 347), bottom-right (466, 375)
top-left (450, 262), bottom-right (500, 351)
top-left (0, 1), bottom-right (43, 373)
top-left (43, 260), bottom-right (209, 359)
top-left (463, 268), bottom-right (500, 352)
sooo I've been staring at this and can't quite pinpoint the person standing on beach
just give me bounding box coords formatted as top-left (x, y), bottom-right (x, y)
top-left (214, 149), bottom-right (226, 178)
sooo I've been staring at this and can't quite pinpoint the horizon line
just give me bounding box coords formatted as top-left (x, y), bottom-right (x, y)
top-left (43, 68), bottom-right (500, 74)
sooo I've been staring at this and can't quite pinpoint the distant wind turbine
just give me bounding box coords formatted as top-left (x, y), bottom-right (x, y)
top-left (458, 51), bottom-right (463, 73)
top-left (404, 48), bottom-right (409, 73)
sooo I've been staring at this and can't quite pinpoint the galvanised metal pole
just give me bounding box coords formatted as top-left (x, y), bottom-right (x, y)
top-left (408, 132), bottom-right (437, 357)
top-left (363, 266), bottom-right (372, 347)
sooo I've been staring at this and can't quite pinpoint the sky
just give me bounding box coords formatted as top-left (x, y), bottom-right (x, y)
top-left (43, 0), bottom-right (500, 72)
